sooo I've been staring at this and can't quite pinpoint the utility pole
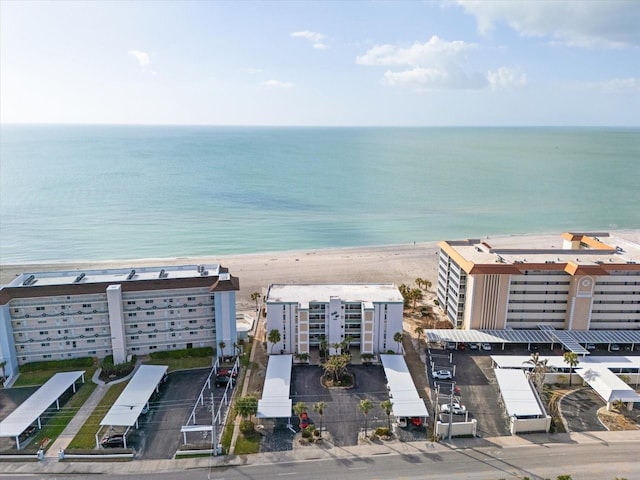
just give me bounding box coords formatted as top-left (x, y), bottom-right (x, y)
top-left (447, 382), bottom-right (455, 441)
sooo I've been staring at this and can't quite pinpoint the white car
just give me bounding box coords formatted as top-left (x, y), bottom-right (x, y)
top-left (440, 402), bottom-right (467, 415)
top-left (610, 344), bottom-right (620, 351)
top-left (468, 343), bottom-right (479, 350)
top-left (432, 370), bottom-right (453, 380)
top-left (481, 343), bottom-right (492, 351)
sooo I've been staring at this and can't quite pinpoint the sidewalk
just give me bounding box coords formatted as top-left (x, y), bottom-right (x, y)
top-left (4, 429), bottom-right (640, 475)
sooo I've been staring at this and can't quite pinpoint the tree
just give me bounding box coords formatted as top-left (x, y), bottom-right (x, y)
top-left (414, 326), bottom-right (424, 344)
top-left (293, 401), bottom-right (307, 419)
top-left (409, 288), bottom-right (423, 311)
top-left (415, 277), bottom-right (425, 289)
top-left (358, 399), bottom-right (373, 438)
top-left (268, 329), bottom-right (281, 354)
top-left (322, 354), bottom-right (350, 384)
top-left (563, 352), bottom-right (580, 387)
top-left (235, 395), bottom-right (258, 420)
top-left (524, 352), bottom-right (549, 393)
top-left (381, 400), bottom-right (393, 430)
top-left (423, 279), bottom-right (432, 291)
top-left (393, 331), bottom-right (404, 354)
top-left (218, 341), bottom-right (226, 358)
top-left (250, 291), bottom-right (261, 312)
top-left (319, 335), bottom-right (328, 359)
top-left (313, 401), bottom-right (326, 438)
top-left (342, 335), bottom-right (353, 354)
top-left (331, 342), bottom-right (343, 355)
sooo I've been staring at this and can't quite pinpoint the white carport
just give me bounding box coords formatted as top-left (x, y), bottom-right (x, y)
top-left (0, 371), bottom-right (85, 449)
top-left (494, 369), bottom-right (551, 434)
top-left (380, 355), bottom-right (428, 420)
top-left (97, 365), bottom-right (168, 448)
top-left (257, 355), bottom-right (293, 420)
top-left (578, 367), bottom-right (640, 411)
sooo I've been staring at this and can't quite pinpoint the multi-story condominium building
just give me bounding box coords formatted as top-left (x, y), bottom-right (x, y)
top-left (437, 232), bottom-right (640, 331)
top-left (0, 264), bottom-right (239, 379)
top-left (265, 284), bottom-right (404, 356)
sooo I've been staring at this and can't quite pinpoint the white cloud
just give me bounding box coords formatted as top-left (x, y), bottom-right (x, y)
top-left (261, 80), bottom-right (295, 89)
top-left (487, 67), bottom-right (527, 90)
top-left (357, 36), bottom-right (501, 90)
top-left (291, 30), bottom-right (328, 49)
top-left (586, 77), bottom-right (640, 92)
top-left (456, 0), bottom-right (640, 47)
top-left (356, 36), bottom-right (474, 67)
top-left (128, 50), bottom-right (150, 67)
top-left (244, 68), bottom-right (263, 74)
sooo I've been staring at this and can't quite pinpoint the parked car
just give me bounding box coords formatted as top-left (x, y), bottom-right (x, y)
top-left (586, 343), bottom-right (596, 351)
top-left (481, 343), bottom-right (492, 351)
top-left (101, 434), bottom-right (125, 448)
top-left (529, 344), bottom-right (539, 351)
top-left (432, 370), bottom-right (453, 380)
top-left (397, 417), bottom-right (407, 427)
top-left (411, 417), bottom-right (423, 427)
top-left (610, 344), bottom-right (621, 352)
top-left (468, 343), bottom-right (479, 350)
top-left (446, 342), bottom-right (456, 350)
top-left (457, 343), bottom-right (467, 350)
top-left (440, 402), bottom-right (467, 415)
top-left (299, 411), bottom-right (309, 429)
top-left (215, 375), bottom-right (235, 388)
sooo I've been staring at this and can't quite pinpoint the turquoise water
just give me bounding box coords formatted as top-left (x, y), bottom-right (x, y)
top-left (1, 125), bottom-right (639, 264)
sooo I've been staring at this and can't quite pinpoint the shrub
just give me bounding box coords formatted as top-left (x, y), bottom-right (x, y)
top-left (239, 419), bottom-right (255, 435)
top-left (375, 427), bottom-right (391, 437)
top-left (301, 429), bottom-right (312, 439)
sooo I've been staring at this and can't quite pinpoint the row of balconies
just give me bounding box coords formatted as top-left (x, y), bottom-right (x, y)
top-left (12, 316), bottom-right (110, 332)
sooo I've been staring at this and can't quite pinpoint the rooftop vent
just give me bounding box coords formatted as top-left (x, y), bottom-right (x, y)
top-left (74, 273), bottom-right (86, 283)
top-left (158, 269), bottom-right (165, 279)
top-left (22, 275), bottom-right (36, 286)
top-left (127, 269), bottom-right (136, 280)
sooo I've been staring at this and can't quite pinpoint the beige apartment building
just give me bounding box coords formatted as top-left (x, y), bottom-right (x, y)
top-left (437, 232), bottom-right (640, 331)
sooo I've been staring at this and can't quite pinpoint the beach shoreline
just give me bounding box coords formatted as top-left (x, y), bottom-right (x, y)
top-left (2, 230), bottom-right (638, 310)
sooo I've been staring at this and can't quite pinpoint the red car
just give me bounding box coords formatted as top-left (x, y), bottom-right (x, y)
top-left (411, 417), bottom-right (422, 427)
top-left (299, 412), bottom-right (309, 429)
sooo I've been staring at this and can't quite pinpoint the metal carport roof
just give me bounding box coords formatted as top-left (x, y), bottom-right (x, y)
top-left (0, 371), bottom-right (85, 449)
top-left (578, 367), bottom-right (640, 404)
top-left (494, 369), bottom-right (545, 418)
top-left (380, 355), bottom-right (428, 418)
top-left (257, 355), bottom-right (293, 418)
top-left (100, 365), bottom-right (168, 427)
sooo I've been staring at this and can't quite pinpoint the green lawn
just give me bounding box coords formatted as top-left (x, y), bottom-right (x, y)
top-left (23, 372), bottom-right (97, 453)
top-left (66, 381), bottom-right (129, 450)
top-left (144, 356), bottom-right (212, 371)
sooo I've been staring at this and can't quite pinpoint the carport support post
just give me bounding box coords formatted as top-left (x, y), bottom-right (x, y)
top-left (447, 383), bottom-right (455, 441)
top-left (211, 393), bottom-right (218, 456)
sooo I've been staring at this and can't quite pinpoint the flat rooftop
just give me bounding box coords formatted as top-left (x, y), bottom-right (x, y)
top-left (4, 264), bottom-right (227, 288)
top-left (440, 232), bottom-right (640, 274)
top-left (266, 284), bottom-right (403, 304)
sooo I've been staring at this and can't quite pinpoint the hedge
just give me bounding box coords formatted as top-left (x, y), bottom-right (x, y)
top-left (19, 357), bottom-right (94, 372)
top-left (148, 346), bottom-right (213, 359)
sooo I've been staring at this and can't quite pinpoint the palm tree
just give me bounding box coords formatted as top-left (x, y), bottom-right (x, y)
top-left (250, 291), bottom-right (261, 312)
top-left (414, 326), bottom-right (424, 344)
top-left (358, 399), bottom-right (373, 438)
top-left (293, 401), bottom-right (307, 417)
top-left (415, 277), bottom-right (424, 289)
top-left (267, 329), bottom-right (281, 354)
top-left (409, 288), bottom-right (423, 311)
top-left (423, 280), bottom-right (432, 291)
top-left (563, 352), bottom-right (580, 387)
top-left (235, 395), bottom-right (258, 420)
top-left (343, 335), bottom-right (353, 354)
top-left (524, 352), bottom-right (549, 393)
top-left (393, 331), bottom-right (403, 353)
top-left (313, 401), bottom-right (326, 438)
top-left (381, 399), bottom-right (393, 430)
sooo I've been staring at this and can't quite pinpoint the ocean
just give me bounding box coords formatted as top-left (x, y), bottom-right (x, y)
top-left (1, 125), bottom-right (639, 265)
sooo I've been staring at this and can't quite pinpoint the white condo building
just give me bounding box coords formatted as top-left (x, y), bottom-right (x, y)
top-left (265, 284), bottom-right (404, 357)
top-left (0, 264), bottom-right (239, 379)
top-left (437, 232), bottom-right (640, 331)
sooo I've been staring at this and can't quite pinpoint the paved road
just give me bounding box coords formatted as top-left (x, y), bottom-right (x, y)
top-left (6, 439), bottom-right (639, 480)
top-left (561, 388), bottom-right (607, 432)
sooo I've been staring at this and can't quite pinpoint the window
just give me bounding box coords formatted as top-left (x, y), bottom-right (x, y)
top-left (149, 345), bottom-right (157, 350)
top-left (146, 311), bottom-right (155, 316)
top-left (130, 335), bottom-right (139, 340)
top-left (128, 313), bottom-right (137, 317)
top-left (188, 319), bottom-right (197, 324)
top-left (38, 320), bottom-right (46, 324)
top-left (43, 354), bottom-right (52, 359)
top-left (131, 324), bottom-right (139, 328)
top-left (148, 334), bottom-right (156, 339)
top-left (36, 306), bottom-right (45, 311)
top-left (147, 322), bottom-right (156, 327)
top-left (82, 303), bottom-right (92, 308)
top-left (188, 296), bottom-right (196, 301)
top-left (39, 330), bottom-right (49, 335)
top-left (190, 331), bottom-right (197, 336)
top-left (145, 299), bottom-right (154, 304)
top-left (41, 343), bottom-right (50, 347)
top-left (61, 305), bottom-right (66, 310)
top-left (14, 309), bottom-right (19, 313)
top-left (85, 327), bottom-right (94, 332)
top-left (188, 308), bottom-right (196, 313)
top-left (127, 301), bottom-right (136, 305)
top-left (87, 339), bottom-right (95, 344)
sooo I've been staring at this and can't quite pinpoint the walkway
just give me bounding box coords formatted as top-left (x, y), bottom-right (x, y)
top-left (44, 362), bottom-right (142, 458)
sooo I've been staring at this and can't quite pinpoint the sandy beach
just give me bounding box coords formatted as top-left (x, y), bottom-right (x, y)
top-left (2, 230), bottom-right (638, 311)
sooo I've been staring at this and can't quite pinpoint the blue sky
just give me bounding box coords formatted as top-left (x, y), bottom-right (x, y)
top-left (1, 0), bottom-right (639, 126)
